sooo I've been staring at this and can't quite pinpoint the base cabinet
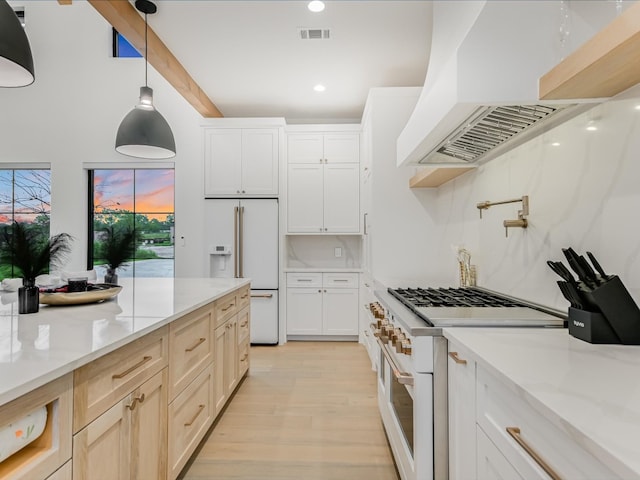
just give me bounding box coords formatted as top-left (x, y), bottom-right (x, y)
top-left (476, 427), bottom-right (523, 480)
top-left (214, 316), bottom-right (238, 414)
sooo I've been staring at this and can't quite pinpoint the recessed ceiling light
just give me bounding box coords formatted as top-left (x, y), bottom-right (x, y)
top-left (551, 142), bottom-right (561, 147)
top-left (586, 121), bottom-right (598, 131)
top-left (313, 84), bottom-right (326, 92)
top-left (635, 104), bottom-right (640, 110)
top-left (308, 1), bottom-right (325, 13)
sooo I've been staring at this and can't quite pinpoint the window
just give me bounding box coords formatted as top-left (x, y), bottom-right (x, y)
top-left (112, 28), bottom-right (142, 58)
top-left (0, 169), bottom-right (51, 279)
top-left (89, 169), bottom-right (175, 279)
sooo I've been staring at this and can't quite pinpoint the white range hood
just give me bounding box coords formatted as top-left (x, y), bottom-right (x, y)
top-left (397, 1), bottom-right (621, 167)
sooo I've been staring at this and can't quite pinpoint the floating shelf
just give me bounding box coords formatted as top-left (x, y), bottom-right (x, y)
top-left (409, 166), bottom-right (476, 188)
top-left (540, 1), bottom-right (640, 100)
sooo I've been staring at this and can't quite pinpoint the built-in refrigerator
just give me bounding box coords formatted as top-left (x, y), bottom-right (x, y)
top-left (204, 199), bottom-right (279, 344)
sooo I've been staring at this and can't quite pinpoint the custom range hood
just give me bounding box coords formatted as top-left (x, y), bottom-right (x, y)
top-left (397, 1), bottom-right (616, 167)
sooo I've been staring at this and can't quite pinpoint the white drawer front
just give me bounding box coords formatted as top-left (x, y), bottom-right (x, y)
top-left (476, 367), bottom-right (618, 480)
top-left (322, 272), bottom-right (358, 288)
top-left (287, 272), bottom-right (322, 288)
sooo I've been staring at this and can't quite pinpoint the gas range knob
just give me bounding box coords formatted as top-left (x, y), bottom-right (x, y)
top-left (401, 340), bottom-right (412, 356)
top-left (395, 334), bottom-right (406, 353)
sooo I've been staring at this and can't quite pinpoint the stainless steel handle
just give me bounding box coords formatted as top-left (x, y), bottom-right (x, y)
top-left (233, 206), bottom-right (239, 278)
top-left (448, 352), bottom-right (467, 365)
top-left (332, 279), bottom-right (349, 282)
top-left (376, 337), bottom-right (413, 385)
top-left (251, 293), bottom-right (274, 298)
top-left (185, 337), bottom-right (206, 353)
top-left (184, 404), bottom-right (206, 427)
top-left (364, 212), bottom-right (368, 235)
top-left (506, 427), bottom-right (561, 480)
top-left (112, 356), bottom-right (152, 379)
top-left (297, 279), bottom-right (313, 282)
top-left (239, 206), bottom-right (245, 278)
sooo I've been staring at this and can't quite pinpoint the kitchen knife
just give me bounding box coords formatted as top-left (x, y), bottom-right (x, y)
top-left (562, 248), bottom-right (597, 290)
top-left (547, 261), bottom-right (577, 286)
top-left (577, 254), bottom-right (601, 286)
top-left (586, 251), bottom-right (609, 280)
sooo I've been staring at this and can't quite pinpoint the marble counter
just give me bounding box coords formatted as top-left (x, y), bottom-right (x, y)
top-left (0, 277), bottom-right (250, 407)
top-left (443, 327), bottom-right (640, 478)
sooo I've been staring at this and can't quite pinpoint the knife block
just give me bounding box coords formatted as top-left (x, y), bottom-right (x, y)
top-left (580, 275), bottom-right (640, 345)
top-left (568, 307), bottom-right (621, 344)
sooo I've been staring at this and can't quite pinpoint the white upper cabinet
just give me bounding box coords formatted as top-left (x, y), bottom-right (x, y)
top-left (286, 131), bottom-right (360, 233)
top-left (204, 128), bottom-right (279, 197)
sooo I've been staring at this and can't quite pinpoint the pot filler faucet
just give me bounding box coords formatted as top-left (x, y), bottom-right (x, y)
top-left (476, 195), bottom-right (529, 237)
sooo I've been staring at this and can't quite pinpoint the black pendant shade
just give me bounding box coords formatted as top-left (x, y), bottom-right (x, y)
top-left (115, 0), bottom-right (176, 159)
top-left (0, 0), bottom-right (35, 87)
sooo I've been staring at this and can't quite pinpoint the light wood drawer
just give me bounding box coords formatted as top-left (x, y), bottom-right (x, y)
top-left (0, 374), bottom-right (72, 480)
top-left (45, 460), bottom-right (71, 480)
top-left (168, 305), bottom-right (213, 401)
top-left (476, 366), bottom-right (618, 479)
top-left (73, 326), bottom-right (168, 432)
top-left (322, 272), bottom-right (358, 288)
top-left (238, 338), bottom-right (250, 378)
top-left (287, 272), bottom-right (322, 287)
top-left (168, 367), bottom-right (214, 480)
top-left (237, 306), bottom-right (250, 344)
top-left (237, 286), bottom-right (250, 311)
top-left (214, 291), bottom-right (237, 327)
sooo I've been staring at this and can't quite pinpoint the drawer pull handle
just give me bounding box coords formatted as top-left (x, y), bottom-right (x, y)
top-left (221, 303), bottom-right (234, 312)
top-left (112, 356), bottom-right (152, 379)
top-left (240, 321), bottom-right (248, 327)
top-left (241, 293), bottom-right (249, 299)
top-left (240, 353), bottom-right (249, 361)
top-left (250, 293), bottom-right (273, 298)
top-left (506, 427), bottom-right (561, 480)
top-left (185, 337), bottom-right (206, 353)
top-left (184, 404), bottom-right (206, 427)
top-left (127, 393), bottom-right (146, 411)
top-left (297, 279), bottom-right (313, 282)
top-left (333, 279), bottom-right (349, 282)
top-left (448, 352), bottom-right (467, 365)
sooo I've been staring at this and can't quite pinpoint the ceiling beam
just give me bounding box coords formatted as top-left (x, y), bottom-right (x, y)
top-left (57, 1), bottom-right (73, 5)
top-left (87, 0), bottom-right (223, 118)
top-left (540, 1), bottom-right (640, 100)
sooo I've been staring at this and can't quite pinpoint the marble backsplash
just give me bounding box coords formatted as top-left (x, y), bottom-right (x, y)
top-left (421, 97), bottom-right (640, 310)
top-left (285, 235), bottom-right (362, 270)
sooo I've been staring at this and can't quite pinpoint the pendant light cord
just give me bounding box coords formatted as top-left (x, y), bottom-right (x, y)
top-left (144, 11), bottom-right (148, 87)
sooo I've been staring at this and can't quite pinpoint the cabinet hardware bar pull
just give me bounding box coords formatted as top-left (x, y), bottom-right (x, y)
top-left (333, 279), bottom-right (349, 282)
top-left (127, 393), bottom-right (146, 411)
top-left (506, 427), bottom-right (561, 480)
top-left (184, 404), bottom-right (206, 427)
top-left (222, 303), bottom-right (234, 311)
top-left (234, 206), bottom-right (239, 278)
top-left (448, 352), bottom-right (467, 365)
top-left (241, 353), bottom-right (249, 361)
top-left (297, 279), bottom-right (312, 282)
top-left (241, 293), bottom-right (249, 299)
top-left (185, 337), bottom-right (206, 352)
top-left (240, 321), bottom-right (248, 327)
top-left (250, 293), bottom-right (273, 298)
top-left (376, 337), bottom-right (413, 385)
top-left (112, 356), bottom-right (152, 379)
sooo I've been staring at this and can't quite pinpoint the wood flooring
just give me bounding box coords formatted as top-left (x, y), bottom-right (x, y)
top-left (179, 341), bottom-right (399, 480)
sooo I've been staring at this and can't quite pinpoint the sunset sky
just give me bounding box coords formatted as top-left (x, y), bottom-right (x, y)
top-left (94, 169), bottom-right (174, 213)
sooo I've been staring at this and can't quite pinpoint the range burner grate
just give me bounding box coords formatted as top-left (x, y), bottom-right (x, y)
top-left (388, 287), bottom-right (526, 309)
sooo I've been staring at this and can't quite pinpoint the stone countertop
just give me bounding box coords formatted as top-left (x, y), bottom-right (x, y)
top-left (0, 277), bottom-right (250, 406)
top-left (443, 327), bottom-right (640, 479)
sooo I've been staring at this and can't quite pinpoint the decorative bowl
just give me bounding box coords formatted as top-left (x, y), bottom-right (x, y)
top-left (39, 283), bottom-right (122, 306)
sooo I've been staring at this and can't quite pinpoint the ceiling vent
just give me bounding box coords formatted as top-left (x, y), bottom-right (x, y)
top-left (298, 28), bottom-right (331, 40)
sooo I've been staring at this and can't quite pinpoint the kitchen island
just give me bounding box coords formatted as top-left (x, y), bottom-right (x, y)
top-left (444, 327), bottom-right (640, 479)
top-left (0, 277), bottom-right (251, 480)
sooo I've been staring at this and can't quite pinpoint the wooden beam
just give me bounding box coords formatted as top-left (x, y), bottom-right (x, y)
top-left (409, 166), bottom-right (475, 188)
top-left (540, 1), bottom-right (640, 100)
top-left (87, 0), bottom-right (223, 118)
top-left (57, 1), bottom-right (73, 5)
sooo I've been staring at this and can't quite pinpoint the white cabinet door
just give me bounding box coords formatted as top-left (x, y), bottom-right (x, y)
top-left (477, 427), bottom-right (524, 480)
top-left (447, 344), bottom-right (477, 480)
top-left (204, 129), bottom-right (242, 196)
top-left (287, 134), bottom-right (324, 164)
top-left (322, 288), bottom-right (358, 335)
top-left (323, 134), bottom-right (359, 164)
top-left (323, 163), bottom-right (360, 233)
top-left (241, 129), bottom-right (278, 195)
top-left (287, 164), bottom-right (324, 233)
top-left (286, 288), bottom-right (323, 335)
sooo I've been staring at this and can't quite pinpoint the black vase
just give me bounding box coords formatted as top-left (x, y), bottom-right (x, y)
top-left (104, 269), bottom-right (118, 285)
top-left (18, 278), bottom-right (39, 314)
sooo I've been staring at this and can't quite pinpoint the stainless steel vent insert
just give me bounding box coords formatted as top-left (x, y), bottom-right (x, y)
top-left (298, 28), bottom-right (331, 40)
top-left (435, 104), bottom-right (571, 163)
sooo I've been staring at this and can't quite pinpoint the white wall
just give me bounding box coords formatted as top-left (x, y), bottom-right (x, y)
top-left (425, 97), bottom-right (640, 310)
top-left (0, 1), bottom-right (206, 277)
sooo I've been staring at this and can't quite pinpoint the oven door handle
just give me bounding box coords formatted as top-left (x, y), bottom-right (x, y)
top-left (376, 337), bottom-right (414, 386)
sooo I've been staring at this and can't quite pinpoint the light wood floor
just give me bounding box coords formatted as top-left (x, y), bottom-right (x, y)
top-left (179, 341), bottom-right (400, 480)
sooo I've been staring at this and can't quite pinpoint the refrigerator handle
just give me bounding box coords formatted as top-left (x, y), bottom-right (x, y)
top-left (239, 205), bottom-right (245, 278)
top-left (234, 206), bottom-right (239, 278)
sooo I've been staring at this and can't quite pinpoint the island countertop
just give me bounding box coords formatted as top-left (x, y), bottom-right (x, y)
top-left (443, 327), bottom-right (640, 479)
top-left (0, 277), bottom-right (250, 406)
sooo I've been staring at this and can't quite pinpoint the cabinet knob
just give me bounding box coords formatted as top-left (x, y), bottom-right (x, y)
top-left (242, 190), bottom-right (246, 193)
top-left (324, 228), bottom-right (328, 231)
top-left (318, 289), bottom-right (322, 293)
top-left (237, 190), bottom-right (240, 194)
top-left (319, 159), bottom-right (323, 163)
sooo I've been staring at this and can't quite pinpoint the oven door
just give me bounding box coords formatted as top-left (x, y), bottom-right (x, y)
top-left (377, 338), bottom-right (416, 480)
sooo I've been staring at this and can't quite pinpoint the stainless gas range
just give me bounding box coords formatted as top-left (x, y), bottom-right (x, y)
top-left (369, 285), bottom-right (565, 480)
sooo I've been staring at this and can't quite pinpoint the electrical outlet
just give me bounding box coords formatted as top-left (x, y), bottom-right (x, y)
top-left (334, 247), bottom-right (342, 258)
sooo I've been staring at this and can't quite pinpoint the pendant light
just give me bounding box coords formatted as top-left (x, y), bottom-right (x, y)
top-left (115, 0), bottom-right (175, 159)
top-left (0, 0), bottom-right (35, 87)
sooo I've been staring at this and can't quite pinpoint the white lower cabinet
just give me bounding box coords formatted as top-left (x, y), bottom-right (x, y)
top-left (286, 272), bottom-right (358, 337)
top-left (447, 338), bottom-right (620, 480)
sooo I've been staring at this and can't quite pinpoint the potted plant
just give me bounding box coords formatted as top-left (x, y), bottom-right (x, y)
top-left (98, 225), bottom-right (137, 284)
top-left (0, 221), bottom-right (73, 314)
